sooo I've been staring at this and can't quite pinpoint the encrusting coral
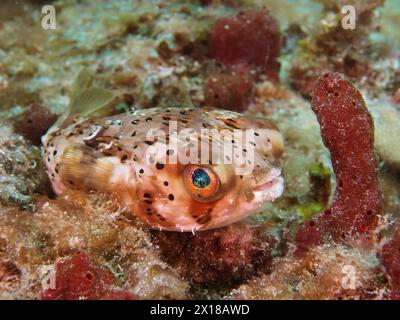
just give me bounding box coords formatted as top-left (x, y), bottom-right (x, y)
top-left (380, 225), bottom-right (400, 299)
top-left (203, 65), bottom-right (254, 112)
top-left (203, 8), bottom-right (283, 112)
top-left (151, 224), bottom-right (272, 288)
top-left (289, 0), bottom-right (399, 97)
top-left (208, 8), bottom-right (281, 80)
top-left (0, 191), bottom-right (188, 300)
top-left (227, 72), bottom-right (389, 300)
top-left (230, 244), bottom-right (387, 300)
top-left (41, 252), bottom-right (136, 300)
top-left (12, 104), bottom-right (57, 146)
top-left (0, 122), bottom-right (50, 209)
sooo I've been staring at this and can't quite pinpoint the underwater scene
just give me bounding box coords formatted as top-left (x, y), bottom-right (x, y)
top-left (0, 0), bottom-right (399, 301)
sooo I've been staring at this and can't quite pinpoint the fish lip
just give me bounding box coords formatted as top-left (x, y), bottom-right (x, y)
top-left (254, 167), bottom-right (282, 191)
top-left (253, 176), bottom-right (284, 202)
top-left (253, 168), bottom-right (284, 201)
top-left (254, 175), bottom-right (283, 192)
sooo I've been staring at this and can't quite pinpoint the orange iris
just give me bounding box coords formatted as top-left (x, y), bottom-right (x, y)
top-left (183, 165), bottom-right (220, 201)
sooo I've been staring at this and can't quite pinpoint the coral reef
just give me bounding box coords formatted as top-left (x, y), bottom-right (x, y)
top-left (0, 191), bottom-right (188, 299)
top-left (380, 225), bottom-right (400, 299)
top-left (151, 224), bottom-right (272, 288)
top-left (208, 9), bottom-right (281, 80)
top-left (0, 0), bottom-right (399, 300)
top-left (203, 65), bottom-right (254, 111)
top-left (41, 252), bottom-right (136, 300)
top-left (296, 73), bottom-right (382, 250)
top-left (230, 245), bottom-right (387, 299)
top-left (288, 0), bottom-right (399, 97)
top-left (0, 122), bottom-right (49, 209)
top-left (12, 104), bottom-right (57, 145)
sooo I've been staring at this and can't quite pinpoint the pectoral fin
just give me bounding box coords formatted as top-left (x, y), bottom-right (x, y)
top-left (59, 144), bottom-right (114, 191)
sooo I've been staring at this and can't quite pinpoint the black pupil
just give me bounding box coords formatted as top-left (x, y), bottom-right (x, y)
top-left (192, 169), bottom-right (211, 189)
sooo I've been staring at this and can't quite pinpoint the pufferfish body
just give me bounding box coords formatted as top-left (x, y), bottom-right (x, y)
top-left (42, 71), bottom-right (284, 232)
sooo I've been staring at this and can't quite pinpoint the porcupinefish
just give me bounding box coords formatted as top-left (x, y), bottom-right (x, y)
top-left (42, 69), bottom-right (284, 231)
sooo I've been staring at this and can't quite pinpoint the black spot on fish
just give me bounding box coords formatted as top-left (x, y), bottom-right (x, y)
top-left (156, 163), bottom-right (164, 170)
top-left (168, 194), bottom-right (174, 201)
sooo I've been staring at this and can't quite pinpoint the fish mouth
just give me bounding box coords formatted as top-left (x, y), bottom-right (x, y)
top-left (253, 168), bottom-right (284, 201)
top-left (254, 176), bottom-right (283, 192)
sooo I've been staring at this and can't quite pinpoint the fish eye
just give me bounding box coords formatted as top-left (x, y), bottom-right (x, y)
top-left (183, 165), bottom-right (220, 202)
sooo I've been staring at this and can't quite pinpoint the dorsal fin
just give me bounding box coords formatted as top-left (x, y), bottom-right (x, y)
top-left (71, 68), bottom-right (93, 99)
top-left (68, 68), bottom-right (116, 118)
